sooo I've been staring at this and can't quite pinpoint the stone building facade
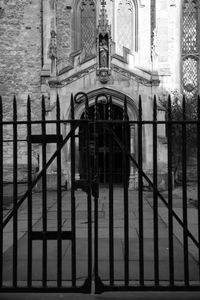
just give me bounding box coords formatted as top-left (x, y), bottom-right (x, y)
top-left (0, 0), bottom-right (199, 187)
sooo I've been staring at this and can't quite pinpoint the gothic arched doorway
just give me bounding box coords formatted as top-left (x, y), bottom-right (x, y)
top-left (79, 101), bottom-right (130, 185)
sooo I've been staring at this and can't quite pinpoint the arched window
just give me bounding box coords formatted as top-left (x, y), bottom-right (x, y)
top-left (182, 0), bottom-right (199, 98)
top-left (73, 0), bottom-right (96, 57)
top-left (72, 0), bottom-right (138, 58)
top-left (116, 0), bottom-right (138, 54)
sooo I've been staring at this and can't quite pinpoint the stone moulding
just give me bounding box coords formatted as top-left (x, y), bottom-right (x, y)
top-left (48, 64), bottom-right (97, 88)
top-left (112, 64), bottom-right (160, 87)
top-left (48, 62), bottom-right (160, 88)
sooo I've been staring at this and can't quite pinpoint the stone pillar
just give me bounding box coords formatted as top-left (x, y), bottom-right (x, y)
top-left (41, 0), bottom-right (57, 75)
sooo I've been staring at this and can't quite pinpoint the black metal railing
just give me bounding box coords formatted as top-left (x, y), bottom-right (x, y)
top-left (0, 93), bottom-right (200, 293)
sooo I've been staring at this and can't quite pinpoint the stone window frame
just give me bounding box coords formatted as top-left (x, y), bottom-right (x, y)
top-left (115, 0), bottom-right (138, 53)
top-left (72, 0), bottom-right (138, 54)
top-left (72, 0), bottom-right (98, 53)
top-left (181, 0), bottom-right (200, 97)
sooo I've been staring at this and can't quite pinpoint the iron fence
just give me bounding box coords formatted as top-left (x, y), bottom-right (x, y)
top-left (0, 93), bottom-right (200, 293)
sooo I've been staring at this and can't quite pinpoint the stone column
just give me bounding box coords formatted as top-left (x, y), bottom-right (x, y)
top-left (41, 0), bottom-right (57, 75)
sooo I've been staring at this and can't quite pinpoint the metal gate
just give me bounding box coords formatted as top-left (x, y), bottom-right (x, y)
top-left (0, 93), bottom-right (200, 293)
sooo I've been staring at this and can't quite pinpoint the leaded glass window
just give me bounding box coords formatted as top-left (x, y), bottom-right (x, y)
top-left (80, 0), bottom-right (96, 57)
top-left (182, 0), bottom-right (199, 97)
top-left (182, 0), bottom-right (198, 53)
top-left (182, 57), bottom-right (198, 97)
top-left (116, 0), bottom-right (135, 55)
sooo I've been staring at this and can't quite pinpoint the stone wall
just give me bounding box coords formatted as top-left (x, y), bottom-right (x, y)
top-left (156, 0), bottom-right (181, 94)
top-left (0, 0), bottom-right (42, 181)
top-left (56, 0), bottom-right (72, 72)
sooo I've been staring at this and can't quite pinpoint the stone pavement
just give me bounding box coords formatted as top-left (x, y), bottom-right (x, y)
top-left (1, 185), bottom-right (200, 298)
top-left (1, 291), bottom-right (200, 300)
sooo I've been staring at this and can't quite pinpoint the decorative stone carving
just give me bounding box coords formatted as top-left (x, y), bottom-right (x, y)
top-left (80, 0), bottom-right (95, 11)
top-left (48, 30), bottom-right (57, 76)
top-left (151, 28), bottom-right (158, 72)
top-left (99, 38), bottom-right (109, 68)
top-left (97, 0), bottom-right (112, 83)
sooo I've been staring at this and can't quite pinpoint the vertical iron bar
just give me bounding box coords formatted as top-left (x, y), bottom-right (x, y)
top-left (56, 95), bottom-right (62, 287)
top-left (42, 95), bottom-right (47, 287)
top-left (27, 96), bottom-right (32, 286)
top-left (182, 95), bottom-right (189, 285)
top-left (123, 96), bottom-right (129, 286)
top-left (167, 95), bottom-right (174, 285)
top-left (198, 95), bottom-right (200, 278)
top-left (103, 104), bottom-right (106, 184)
top-left (153, 95), bottom-right (159, 285)
top-left (94, 97), bottom-right (99, 286)
top-left (70, 94), bottom-right (76, 287)
top-left (108, 96), bottom-right (114, 285)
top-left (0, 96), bottom-right (3, 287)
top-left (138, 95), bottom-right (144, 285)
top-left (13, 96), bottom-right (18, 287)
top-left (84, 95), bottom-right (92, 286)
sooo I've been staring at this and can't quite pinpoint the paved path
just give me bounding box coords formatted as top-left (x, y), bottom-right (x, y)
top-left (1, 291), bottom-right (200, 300)
top-left (1, 186), bottom-right (200, 295)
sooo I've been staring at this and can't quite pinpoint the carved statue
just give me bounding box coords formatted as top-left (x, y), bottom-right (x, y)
top-left (96, 0), bottom-right (111, 83)
top-left (48, 30), bottom-right (57, 75)
top-left (99, 38), bottom-right (108, 68)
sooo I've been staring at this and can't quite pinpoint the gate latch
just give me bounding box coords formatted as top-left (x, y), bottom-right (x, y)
top-left (92, 176), bottom-right (99, 198)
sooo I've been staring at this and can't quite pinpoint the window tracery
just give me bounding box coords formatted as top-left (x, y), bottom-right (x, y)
top-left (80, 0), bottom-right (96, 56)
top-left (116, 0), bottom-right (135, 54)
top-left (72, 0), bottom-right (138, 58)
top-left (72, 0), bottom-right (96, 58)
top-left (182, 0), bottom-right (199, 98)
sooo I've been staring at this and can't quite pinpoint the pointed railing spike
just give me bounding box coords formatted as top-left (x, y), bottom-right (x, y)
top-left (56, 94), bottom-right (60, 120)
top-left (168, 94), bottom-right (171, 120)
top-left (27, 95), bottom-right (31, 120)
top-left (182, 94), bottom-right (186, 120)
top-left (123, 96), bottom-right (128, 120)
top-left (153, 95), bottom-right (157, 121)
top-left (138, 95), bottom-right (142, 121)
top-left (41, 95), bottom-right (46, 120)
top-left (70, 93), bottom-right (74, 120)
top-left (198, 95), bottom-right (200, 120)
top-left (13, 95), bottom-right (17, 121)
top-left (0, 96), bottom-right (2, 119)
top-left (85, 94), bottom-right (89, 120)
